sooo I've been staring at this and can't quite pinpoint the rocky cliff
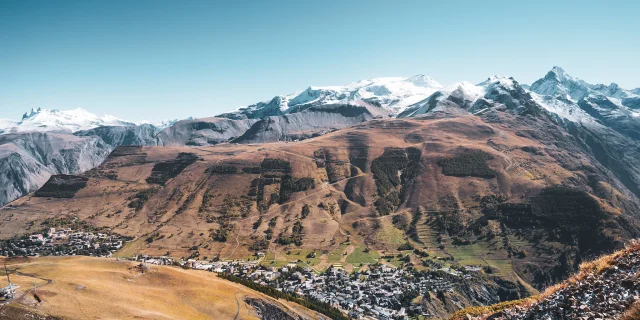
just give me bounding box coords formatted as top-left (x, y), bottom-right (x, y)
top-left (0, 132), bottom-right (111, 206)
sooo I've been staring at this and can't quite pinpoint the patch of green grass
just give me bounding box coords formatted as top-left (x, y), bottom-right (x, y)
top-left (382, 256), bottom-right (404, 268)
top-left (375, 220), bottom-right (406, 245)
top-left (436, 239), bottom-right (515, 277)
top-left (484, 259), bottom-right (513, 276)
top-left (327, 244), bottom-right (349, 264)
top-left (259, 251), bottom-right (290, 268)
top-left (285, 248), bottom-right (324, 266)
top-left (446, 241), bottom-right (491, 263)
top-left (346, 246), bottom-right (379, 265)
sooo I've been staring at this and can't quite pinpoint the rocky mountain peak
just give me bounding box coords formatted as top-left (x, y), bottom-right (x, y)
top-left (22, 107), bottom-right (41, 120)
top-left (550, 65), bottom-right (570, 80)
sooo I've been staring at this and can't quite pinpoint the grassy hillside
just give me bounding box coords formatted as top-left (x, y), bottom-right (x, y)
top-left (0, 256), bottom-right (322, 320)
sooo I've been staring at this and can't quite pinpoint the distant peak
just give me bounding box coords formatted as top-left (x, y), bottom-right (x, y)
top-left (482, 75), bottom-right (512, 84)
top-left (22, 107), bottom-right (42, 120)
top-left (548, 66), bottom-right (572, 81)
top-left (405, 74), bottom-right (441, 88)
top-left (407, 74), bottom-right (428, 80)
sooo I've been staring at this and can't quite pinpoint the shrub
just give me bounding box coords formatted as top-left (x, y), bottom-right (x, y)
top-left (279, 175), bottom-right (315, 203)
top-left (146, 153), bottom-right (199, 185)
top-left (34, 175), bottom-right (88, 198)
top-left (207, 165), bottom-right (238, 174)
top-left (242, 167), bottom-right (262, 174)
top-left (128, 188), bottom-right (158, 210)
top-left (260, 158), bottom-right (291, 172)
top-left (437, 149), bottom-right (496, 178)
top-left (301, 204), bottom-right (311, 219)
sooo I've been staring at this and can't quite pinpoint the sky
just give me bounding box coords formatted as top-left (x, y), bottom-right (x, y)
top-left (1, 0), bottom-right (639, 122)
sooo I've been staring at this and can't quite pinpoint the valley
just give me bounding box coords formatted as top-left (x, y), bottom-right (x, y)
top-left (1, 67), bottom-right (640, 319)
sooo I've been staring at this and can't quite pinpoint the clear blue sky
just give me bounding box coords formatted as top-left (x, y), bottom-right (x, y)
top-left (1, 0), bottom-right (638, 122)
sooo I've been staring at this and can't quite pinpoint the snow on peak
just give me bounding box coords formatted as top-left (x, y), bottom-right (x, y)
top-left (526, 67), bottom-right (640, 128)
top-left (137, 118), bottom-right (191, 129)
top-left (447, 81), bottom-right (486, 102)
top-left (405, 74), bottom-right (441, 88)
top-left (549, 66), bottom-right (571, 81)
top-left (479, 76), bottom-right (517, 89)
top-left (22, 107), bottom-right (41, 120)
top-left (531, 66), bottom-right (638, 103)
top-left (2, 107), bottom-right (136, 134)
top-left (0, 118), bottom-right (19, 133)
top-left (219, 75), bottom-right (444, 119)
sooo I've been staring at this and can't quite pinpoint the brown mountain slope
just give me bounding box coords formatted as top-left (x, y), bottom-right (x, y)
top-left (2, 112), bottom-right (639, 293)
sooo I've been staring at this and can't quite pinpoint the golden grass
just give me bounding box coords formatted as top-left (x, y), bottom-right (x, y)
top-left (621, 300), bottom-right (640, 320)
top-left (448, 297), bottom-right (538, 320)
top-left (1, 256), bottom-right (320, 320)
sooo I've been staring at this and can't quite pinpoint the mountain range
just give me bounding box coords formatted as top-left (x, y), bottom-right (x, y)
top-left (1, 67), bottom-right (639, 207)
top-left (2, 66), bottom-right (640, 319)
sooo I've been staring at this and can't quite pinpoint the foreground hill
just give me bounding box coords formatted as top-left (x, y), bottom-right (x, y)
top-left (1, 256), bottom-right (326, 320)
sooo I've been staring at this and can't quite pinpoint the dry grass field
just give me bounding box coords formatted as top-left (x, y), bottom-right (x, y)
top-left (0, 256), bottom-right (324, 320)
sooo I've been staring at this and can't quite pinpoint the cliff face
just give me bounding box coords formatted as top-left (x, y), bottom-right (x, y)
top-left (1, 125), bottom-right (165, 207)
top-left (74, 124), bottom-right (159, 147)
top-left (155, 117), bottom-right (257, 146)
top-left (232, 104), bottom-right (378, 144)
top-left (0, 132), bottom-right (111, 206)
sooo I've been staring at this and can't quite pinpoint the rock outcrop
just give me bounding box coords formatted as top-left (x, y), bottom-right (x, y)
top-left (74, 124), bottom-right (159, 147)
top-left (155, 117), bottom-right (256, 146)
top-left (233, 104), bottom-right (381, 144)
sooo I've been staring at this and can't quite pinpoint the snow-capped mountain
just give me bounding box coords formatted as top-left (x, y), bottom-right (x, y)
top-left (529, 67), bottom-right (640, 139)
top-left (0, 107), bottom-right (136, 134)
top-left (217, 75), bottom-right (443, 119)
top-left (0, 118), bottom-right (19, 132)
top-left (530, 66), bottom-right (640, 103)
top-left (2, 66), bottom-right (640, 210)
top-left (398, 75), bottom-right (545, 118)
top-left (397, 80), bottom-right (485, 117)
top-left (530, 66), bottom-right (593, 101)
top-left (138, 118), bottom-right (192, 129)
top-left (214, 67), bottom-right (639, 142)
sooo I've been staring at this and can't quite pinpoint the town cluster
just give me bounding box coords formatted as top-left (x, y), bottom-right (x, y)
top-left (168, 256), bottom-right (482, 320)
top-left (0, 228), bottom-right (126, 257)
top-left (1, 229), bottom-right (485, 320)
